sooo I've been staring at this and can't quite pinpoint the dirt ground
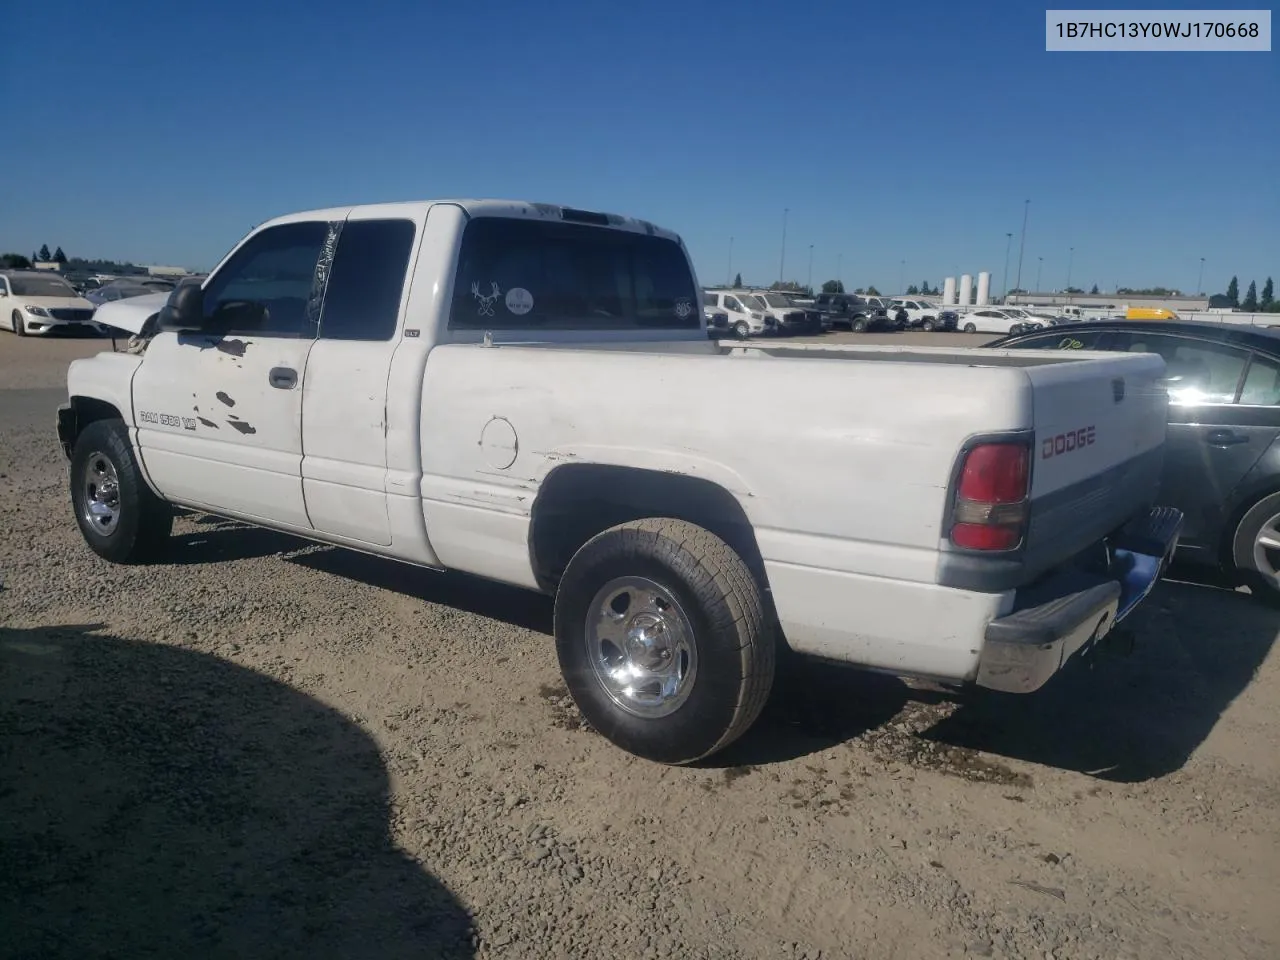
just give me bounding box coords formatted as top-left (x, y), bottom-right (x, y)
top-left (2, 332), bottom-right (1278, 960)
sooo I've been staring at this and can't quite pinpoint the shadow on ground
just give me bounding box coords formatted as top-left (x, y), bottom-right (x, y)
top-left (921, 574), bottom-right (1280, 782)
top-left (0, 624), bottom-right (474, 959)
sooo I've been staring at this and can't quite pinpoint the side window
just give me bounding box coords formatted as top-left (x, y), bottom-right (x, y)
top-left (1240, 354), bottom-right (1280, 406)
top-left (1008, 329), bottom-right (1110, 350)
top-left (1112, 333), bottom-right (1248, 404)
top-left (0, 278), bottom-right (8, 296)
top-left (201, 221), bottom-right (333, 338)
top-left (702, 293), bottom-right (719, 309)
top-left (318, 219), bottom-right (416, 342)
top-left (449, 217), bottom-right (699, 330)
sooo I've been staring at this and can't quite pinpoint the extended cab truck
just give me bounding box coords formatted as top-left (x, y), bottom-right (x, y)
top-left (58, 199), bottom-right (1182, 766)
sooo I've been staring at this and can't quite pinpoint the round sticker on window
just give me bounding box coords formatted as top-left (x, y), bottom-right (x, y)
top-left (675, 298), bottom-right (693, 319)
top-left (505, 287), bottom-right (534, 315)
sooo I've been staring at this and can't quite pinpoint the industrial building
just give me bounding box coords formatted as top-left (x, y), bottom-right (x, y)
top-left (1005, 292), bottom-right (1210, 312)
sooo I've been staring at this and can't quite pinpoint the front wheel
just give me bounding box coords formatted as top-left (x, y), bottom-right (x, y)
top-left (12, 310), bottom-right (26, 337)
top-left (1231, 492), bottom-right (1280, 604)
top-left (963, 322), bottom-right (977, 333)
top-left (851, 316), bottom-right (867, 332)
top-left (920, 319), bottom-right (935, 332)
top-left (733, 321), bottom-right (750, 340)
top-left (70, 419), bottom-right (173, 564)
top-left (553, 518), bottom-right (775, 764)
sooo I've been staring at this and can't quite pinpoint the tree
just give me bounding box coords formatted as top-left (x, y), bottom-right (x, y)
top-left (53, 246), bottom-right (67, 264)
top-left (906, 284), bottom-right (920, 295)
top-left (1243, 280), bottom-right (1259, 312)
top-left (821, 279), bottom-right (845, 294)
top-left (0, 253), bottom-right (32, 269)
top-left (733, 272), bottom-right (742, 287)
top-left (38, 244), bottom-right (51, 262)
top-left (1262, 277), bottom-right (1274, 312)
top-left (1227, 276), bottom-right (1239, 308)
top-left (853, 287), bottom-right (865, 295)
top-left (1090, 284), bottom-right (1099, 295)
top-left (1064, 286), bottom-right (1085, 294)
top-left (865, 285), bottom-right (881, 296)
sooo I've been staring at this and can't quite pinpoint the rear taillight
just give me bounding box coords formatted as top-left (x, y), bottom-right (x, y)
top-left (949, 442), bottom-right (1031, 551)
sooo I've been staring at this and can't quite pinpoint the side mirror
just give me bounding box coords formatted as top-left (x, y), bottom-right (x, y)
top-left (157, 283), bottom-right (204, 333)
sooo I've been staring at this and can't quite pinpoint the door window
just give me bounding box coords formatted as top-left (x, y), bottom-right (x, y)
top-left (318, 219), bottom-right (416, 342)
top-left (724, 296), bottom-right (743, 313)
top-left (1239, 354), bottom-right (1280, 406)
top-left (1111, 333), bottom-right (1248, 404)
top-left (201, 221), bottom-right (334, 338)
top-left (1007, 328), bottom-right (1111, 350)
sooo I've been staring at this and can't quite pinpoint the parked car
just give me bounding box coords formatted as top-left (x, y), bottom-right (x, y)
top-left (887, 298), bottom-right (957, 332)
top-left (959, 308), bottom-right (1034, 334)
top-left (0, 271), bottom-right (102, 336)
top-left (57, 198), bottom-right (1181, 765)
top-left (744, 291), bottom-right (821, 335)
top-left (812, 293), bottom-right (890, 331)
top-left (86, 280), bottom-right (166, 307)
top-left (703, 290), bottom-right (774, 339)
top-left (989, 319), bottom-right (1280, 600)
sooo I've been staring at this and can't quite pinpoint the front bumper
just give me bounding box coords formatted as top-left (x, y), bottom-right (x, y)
top-left (22, 314), bottom-right (103, 336)
top-left (975, 506), bottom-right (1183, 694)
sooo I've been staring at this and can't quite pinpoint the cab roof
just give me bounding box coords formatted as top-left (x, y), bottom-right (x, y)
top-left (263, 199), bottom-right (683, 243)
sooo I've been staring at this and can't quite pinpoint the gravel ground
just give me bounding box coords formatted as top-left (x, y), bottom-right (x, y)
top-left (2, 332), bottom-right (1279, 959)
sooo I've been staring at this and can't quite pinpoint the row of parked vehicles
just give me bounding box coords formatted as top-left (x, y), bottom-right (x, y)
top-left (698, 289), bottom-right (1113, 339)
top-left (0, 270), bottom-right (205, 336)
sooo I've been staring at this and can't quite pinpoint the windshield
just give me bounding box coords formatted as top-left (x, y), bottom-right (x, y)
top-left (748, 295), bottom-right (770, 311)
top-left (762, 294), bottom-right (793, 307)
top-left (9, 276), bottom-right (78, 298)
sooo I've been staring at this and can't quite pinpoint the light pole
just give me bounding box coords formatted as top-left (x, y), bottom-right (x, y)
top-left (837, 252), bottom-right (842, 291)
top-left (1197, 257), bottom-right (1206, 295)
top-left (1013, 200), bottom-right (1030, 296)
top-left (899, 259), bottom-right (906, 294)
top-left (779, 208), bottom-right (788, 284)
top-left (807, 244), bottom-right (814, 293)
top-left (1001, 232), bottom-right (1013, 298)
top-left (727, 236), bottom-right (734, 287)
top-left (1036, 256), bottom-right (1043, 293)
top-left (1065, 246), bottom-right (1075, 302)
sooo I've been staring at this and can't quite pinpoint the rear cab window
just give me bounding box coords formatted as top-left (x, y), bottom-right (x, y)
top-left (449, 217), bottom-right (699, 331)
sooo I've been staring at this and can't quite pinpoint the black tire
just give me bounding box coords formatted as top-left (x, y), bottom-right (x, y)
top-left (963, 322), bottom-right (977, 333)
top-left (1231, 491), bottom-right (1280, 604)
top-left (921, 319), bottom-right (935, 332)
top-left (851, 316), bottom-right (867, 333)
top-left (733, 321), bottom-right (750, 340)
top-left (553, 518), bottom-right (775, 764)
top-left (12, 310), bottom-right (26, 337)
top-left (70, 418), bottom-right (173, 564)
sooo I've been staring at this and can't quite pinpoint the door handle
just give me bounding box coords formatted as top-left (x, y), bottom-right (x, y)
top-left (1205, 429), bottom-right (1249, 446)
top-left (269, 366), bottom-right (297, 390)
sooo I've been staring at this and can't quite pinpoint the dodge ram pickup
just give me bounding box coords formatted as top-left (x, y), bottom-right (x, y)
top-left (58, 199), bottom-right (1182, 765)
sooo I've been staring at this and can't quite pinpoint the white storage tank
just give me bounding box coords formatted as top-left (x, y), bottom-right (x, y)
top-left (976, 271), bottom-right (991, 305)
top-left (959, 274), bottom-right (973, 306)
top-left (943, 277), bottom-right (957, 305)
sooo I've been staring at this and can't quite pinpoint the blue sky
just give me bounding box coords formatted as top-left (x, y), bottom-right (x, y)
top-left (2, 0), bottom-right (1275, 296)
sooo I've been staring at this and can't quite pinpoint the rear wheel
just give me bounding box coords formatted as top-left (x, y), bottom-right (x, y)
top-left (553, 518), bottom-right (775, 764)
top-left (70, 419), bottom-right (173, 564)
top-left (1231, 492), bottom-right (1280, 603)
top-left (963, 322), bottom-right (977, 333)
top-left (921, 318), bottom-right (935, 332)
top-left (851, 316), bottom-right (867, 332)
top-left (11, 310), bottom-right (26, 337)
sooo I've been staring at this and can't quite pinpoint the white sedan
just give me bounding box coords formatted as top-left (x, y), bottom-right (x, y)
top-left (0, 271), bottom-right (103, 336)
top-left (959, 309), bottom-right (1046, 334)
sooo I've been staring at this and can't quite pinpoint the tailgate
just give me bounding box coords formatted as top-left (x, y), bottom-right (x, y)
top-left (1021, 350), bottom-right (1169, 577)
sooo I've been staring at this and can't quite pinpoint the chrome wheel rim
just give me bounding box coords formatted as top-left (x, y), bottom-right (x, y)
top-left (585, 576), bottom-right (698, 718)
top-left (82, 452), bottom-right (121, 535)
top-left (1252, 512), bottom-right (1280, 585)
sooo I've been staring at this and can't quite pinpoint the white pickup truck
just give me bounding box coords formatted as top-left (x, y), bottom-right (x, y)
top-left (59, 199), bottom-right (1182, 765)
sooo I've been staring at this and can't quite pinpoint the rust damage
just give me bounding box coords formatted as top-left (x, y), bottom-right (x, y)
top-left (215, 391), bottom-right (236, 407)
top-left (228, 421), bottom-right (257, 435)
top-left (215, 339), bottom-right (250, 357)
